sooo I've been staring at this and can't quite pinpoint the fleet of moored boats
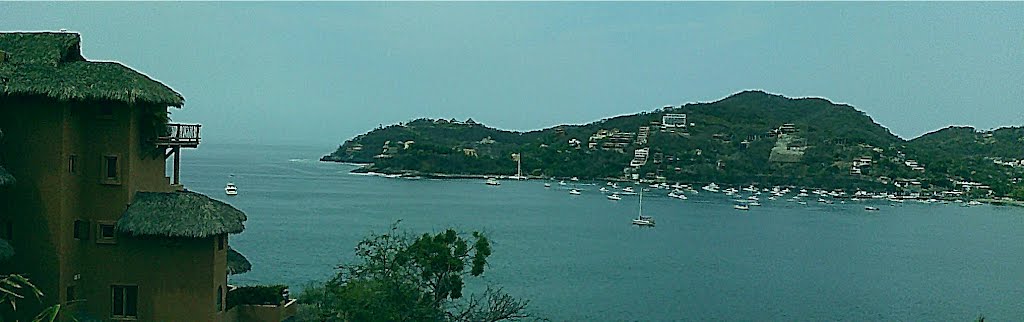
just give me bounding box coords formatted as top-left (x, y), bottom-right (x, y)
top-left (481, 177), bottom-right (993, 227)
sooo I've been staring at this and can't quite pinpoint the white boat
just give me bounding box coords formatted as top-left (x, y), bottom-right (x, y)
top-left (632, 188), bottom-right (655, 227)
top-left (702, 183), bottom-right (720, 192)
top-left (559, 180), bottom-right (567, 186)
top-left (599, 187), bottom-right (609, 192)
top-left (485, 178), bottom-right (501, 186)
top-left (733, 204), bottom-right (749, 211)
top-left (612, 183), bottom-right (620, 189)
top-left (622, 186), bottom-right (634, 193)
top-left (571, 177), bottom-right (579, 181)
top-left (569, 189), bottom-right (581, 195)
top-left (224, 182), bottom-right (238, 196)
top-left (544, 183), bottom-right (551, 188)
top-left (607, 181), bottom-right (614, 186)
top-left (748, 202), bottom-right (761, 206)
top-left (865, 206), bottom-right (880, 211)
top-left (607, 193), bottom-right (621, 201)
top-left (967, 200), bottom-right (983, 206)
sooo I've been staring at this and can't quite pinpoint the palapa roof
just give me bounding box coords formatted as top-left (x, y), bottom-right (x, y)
top-left (0, 32), bottom-right (184, 107)
top-left (227, 247), bottom-right (252, 275)
top-left (0, 239), bottom-right (13, 262)
top-left (117, 191), bottom-right (247, 238)
top-left (0, 165), bottom-right (12, 186)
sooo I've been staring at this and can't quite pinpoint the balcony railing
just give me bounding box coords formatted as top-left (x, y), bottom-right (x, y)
top-left (157, 123), bottom-right (201, 147)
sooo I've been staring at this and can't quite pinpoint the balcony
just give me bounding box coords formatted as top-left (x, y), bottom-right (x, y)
top-left (157, 123), bottom-right (201, 148)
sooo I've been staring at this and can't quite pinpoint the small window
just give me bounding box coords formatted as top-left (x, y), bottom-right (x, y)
top-left (99, 106), bottom-right (114, 119)
top-left (101, 155), bottom-right (121, 185)
top-left (66, 285), bottom-right (76, 304)
top-left (68, 154), bottom-right (78, 174)
top-left (216, 286), bottom-right (223, 312)
top-left (97, 222), bottom-right (116, 244)
top-left (111, 285), bottom-right (138, 318)
top-left (0, 220), bottom-right (11, 240)
top-left (217, 234), bottom-right (225, 251)
top-left (74, 220), bottom-right (90, 240)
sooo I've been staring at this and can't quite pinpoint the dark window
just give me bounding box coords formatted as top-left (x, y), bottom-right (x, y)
top-left (66, 285), bottom-right (76, 303)
top-left (68, 155), bottom-right (78, 174)
top-left (99, 106), bottom-right (114, 118)
top-left (104, 156), bottom-right (118, 179)
top-left (217, 234), bottom-right (225, 251)
top-left (111, 285), bottom-right (138, 318)
top-left (97, 223), bottom-right (116, 244)
top-left (1, 221), bottom-right (11, 240)
top-left (74, 220), bottom-right (90, 240)
top-left (216, 286), bottom-right (223, 311)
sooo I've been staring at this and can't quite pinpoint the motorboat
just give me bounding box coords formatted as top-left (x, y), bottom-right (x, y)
top-left (224, 182), bottom-right (238, 196)
top-left (544, 183), bottom-right (551, 188)
top-left (622, 186), bottom-right (635, 193)
top-left (569, 189), bottom-right (581, 195)
top-left (485, 178), bottom-right (501, 186)
top-left (733, 204), bottom-right (749, 211)
top-left (607, 193), bottom-right (621, 201)
top-left (865, 206), bottom-right (880, 211)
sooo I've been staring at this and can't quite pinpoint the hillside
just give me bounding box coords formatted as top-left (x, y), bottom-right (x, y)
top-left (324, 90), bottom-right (965, 190)
top-left (904, 126), bottom-right (1024, 195)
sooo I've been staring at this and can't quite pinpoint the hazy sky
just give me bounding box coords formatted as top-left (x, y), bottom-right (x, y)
top-left (3, 2), bottom-right (1022, 146)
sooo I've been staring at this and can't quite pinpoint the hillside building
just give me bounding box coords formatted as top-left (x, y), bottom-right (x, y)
top-left (662, 113), bottom-right (687, 128)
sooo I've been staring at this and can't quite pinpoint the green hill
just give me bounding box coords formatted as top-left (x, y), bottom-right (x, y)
top-left (323, 90), bottom-right (1023, 194)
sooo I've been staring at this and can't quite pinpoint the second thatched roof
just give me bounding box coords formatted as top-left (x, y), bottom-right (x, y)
top-left (0, 165), bottom-right (13, 187)
top-left (227, 247), bottom-right (252, 275)
top-left (117, 191), bottom-right (246, 238)
top-left (0, 239), bottom-right (13, 262)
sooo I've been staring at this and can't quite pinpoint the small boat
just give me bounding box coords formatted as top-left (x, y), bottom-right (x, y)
top-left (967, 200), bottom-right (983, 206)
top-left (599, 187), bottom-right (609, 192)
top-left (544, 183), bottom-right (551, 188)
top-left (733, 204), bottom-right (749, 211)
top-left (485, 178), bottom-right (501, 186)
top-left (570, 177), bottom-right (579, 181)
top-left (865, 206), bottom-right (880, 211)
top-left (224, 182), bottom-right (238, 196)
top-left (607, 181), bottom-right (614, 186)
top-left (607, 193), bottom-right (621, 201)
top-left (559, 180), bottom-right (567, 186)
top-left (622, 186), bottom-right (634, 193)
top-left (748, 202), bottom-right (761, 206)
top-left (569, 189), bottom-right (581, 195)
top-left (632, 188), bottom-right (655, 227)
top-left (612, 183), bottom-right (620, 189)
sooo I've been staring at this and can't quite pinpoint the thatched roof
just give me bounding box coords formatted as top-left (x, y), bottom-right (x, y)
top-left (0, 239), bottom-right (13, 262)
top-left (117, 191), bottom-right (246, 238)
top-left (0, 32), bottom-right (184, 107)
top-left (227, 247), bottom-right (252, 275)
top-left (0, 165), bottom-right (12, 186)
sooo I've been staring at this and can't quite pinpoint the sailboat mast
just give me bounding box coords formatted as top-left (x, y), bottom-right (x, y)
top-left (639, 187), bottom-right (643, 217)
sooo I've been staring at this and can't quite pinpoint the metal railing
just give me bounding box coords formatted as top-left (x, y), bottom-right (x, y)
top-left (157, 123), bottom-right (201, 146)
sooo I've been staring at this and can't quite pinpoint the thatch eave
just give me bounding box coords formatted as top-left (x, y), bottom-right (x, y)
top-left (0, 239), bottom-right (13, 262)
top-left (117, 191), bottom-right (247, 239)
top-left (0, 165), bottom-right (13, 187)
top-left (227, 247), bottom-right (252, 275)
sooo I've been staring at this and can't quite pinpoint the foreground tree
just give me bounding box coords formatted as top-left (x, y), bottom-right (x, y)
top-left (297, 223), bottom-right (533, 322)
top-left (0, 274), bottom-right (60, 322)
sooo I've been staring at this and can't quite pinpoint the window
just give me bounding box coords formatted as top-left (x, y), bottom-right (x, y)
top-left (97, 222), bottom-right (116, 244)
top-left (216, 286), bottom-right (223, 312)
top-left (74, 220), bottom-right (90, 240)
top-left (111, 285), bottom-right (138, 318)
top-left (0, 220), bottom-right (11, 240)
top-left (66, 285), bottom-right (76, 304)
top-left (99, 106), bottom-right (114, 119)
top-left (68, 154), bottom-right (78, 174)
top-left (217, 234), bottom-right (225, 251)
top-left (101, 155), bottom-right (121, 185)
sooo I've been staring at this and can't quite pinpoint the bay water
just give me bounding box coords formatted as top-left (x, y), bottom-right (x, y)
top-left (181, 143), bottom-right (1024, 321)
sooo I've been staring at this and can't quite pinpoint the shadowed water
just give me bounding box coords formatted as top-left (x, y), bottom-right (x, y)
top-left (179, 143), bottom-right (1024, 321)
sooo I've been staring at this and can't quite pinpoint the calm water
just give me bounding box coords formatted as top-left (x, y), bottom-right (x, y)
top-left (179, 143), bottom-right (1024, 321)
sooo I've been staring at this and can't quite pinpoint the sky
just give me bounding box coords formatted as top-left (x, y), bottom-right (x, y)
top-left (2, 2), bottom-right (1022, 147)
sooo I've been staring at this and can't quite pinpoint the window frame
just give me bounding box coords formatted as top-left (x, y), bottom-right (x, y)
top-left (101, 154), bottom-right (122, 185)
top-left (96, 221), bottom-right (117, 244)
top-left (73, 219), bottom-right (90, 240)
top-left (68, 154), bottom-right (78, 174)
top-left (110, 284), bottom-right (138, 320)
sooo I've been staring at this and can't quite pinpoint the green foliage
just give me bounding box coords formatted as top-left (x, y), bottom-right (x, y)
top-left (298, 223), bottom-right (531, 322)
top-left (0, 274), bottom-right (64, 322)
top-left (226, 285), bottom-right (288, 310)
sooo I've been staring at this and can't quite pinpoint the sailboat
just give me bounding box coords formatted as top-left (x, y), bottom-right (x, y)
top-left (632, 188), bottom-right (655, 227)
top-left (607, 193), bottom-right (621, 201)
top-left (509, 153), bottom-right (526, 180)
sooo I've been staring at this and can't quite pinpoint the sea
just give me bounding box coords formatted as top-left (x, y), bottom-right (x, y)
top-left (180, 143), bottom-right (1024, 321)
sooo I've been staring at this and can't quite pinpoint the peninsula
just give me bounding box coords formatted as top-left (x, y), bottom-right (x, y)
top-left (323, 91), bottom-right (1024, 199)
